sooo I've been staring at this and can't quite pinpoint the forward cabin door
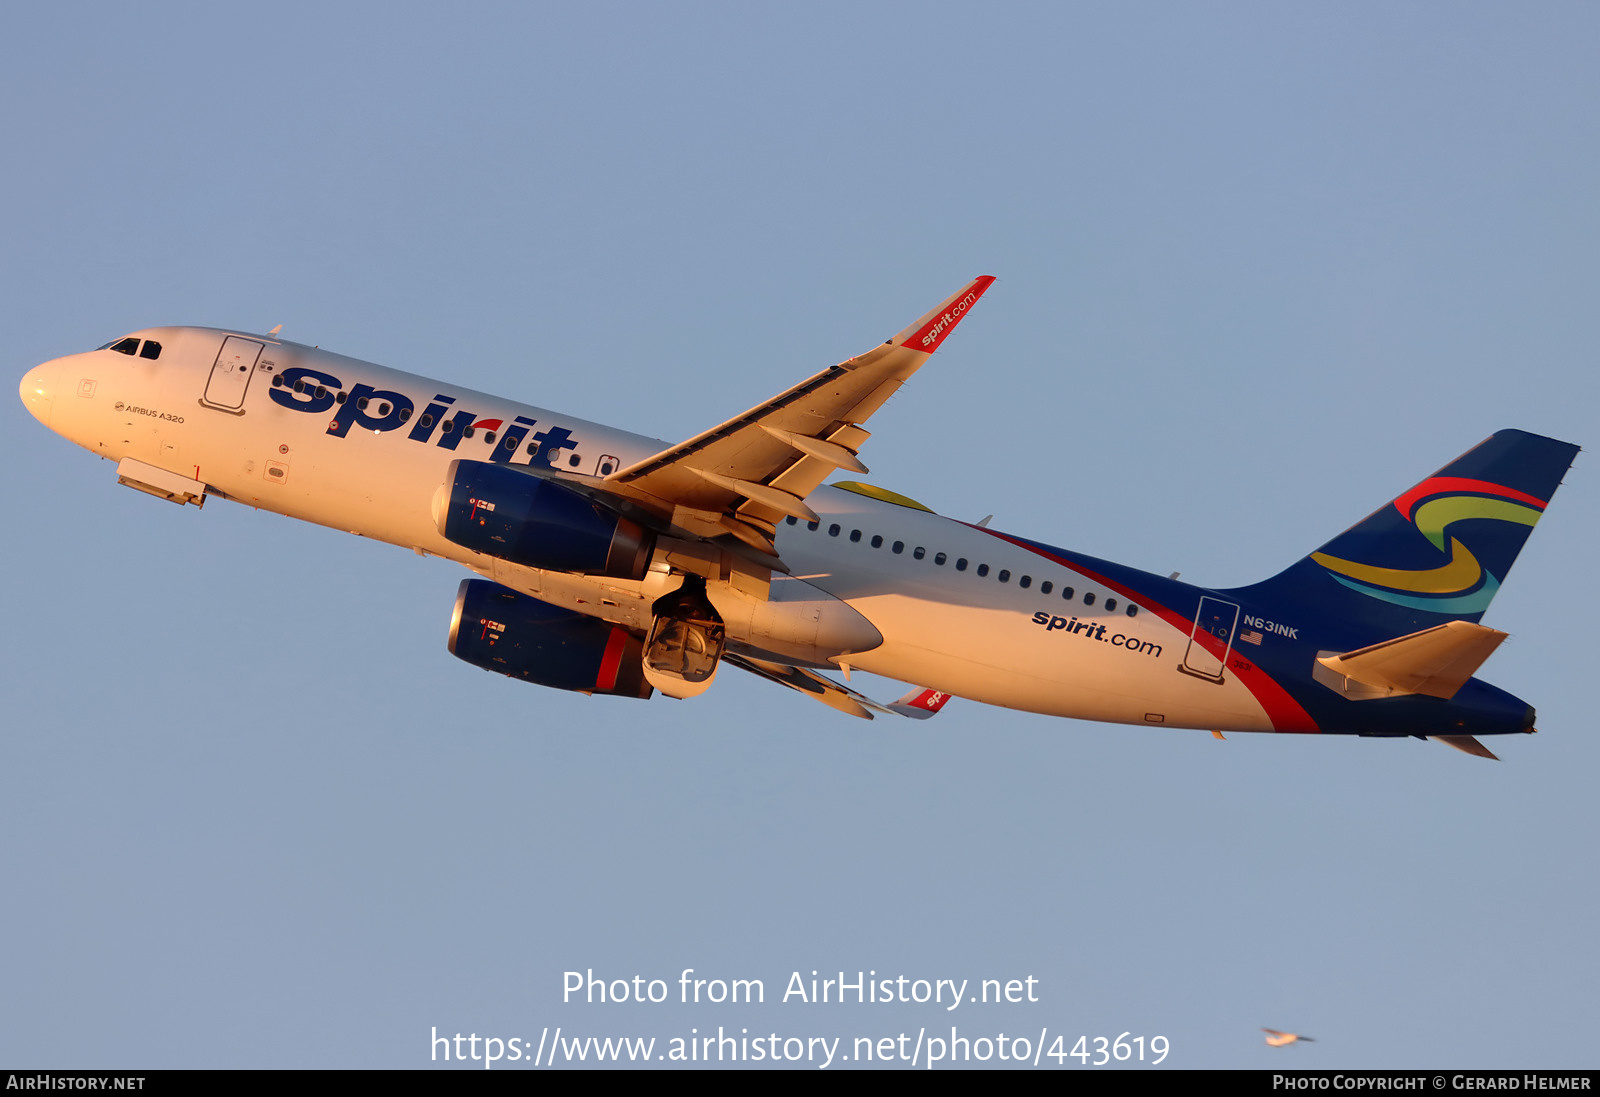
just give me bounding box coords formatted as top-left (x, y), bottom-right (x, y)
top-left (201, 336), bottom-right (264, 411)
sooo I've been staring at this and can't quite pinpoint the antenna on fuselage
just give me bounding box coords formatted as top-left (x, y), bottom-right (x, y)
top-left (975, 515), bottom-right (993, 528)
top-left (268, 324), bottom-right (283, 337)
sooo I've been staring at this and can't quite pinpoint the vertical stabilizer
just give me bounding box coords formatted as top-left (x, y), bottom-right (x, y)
top-left (1224, 430), bottom-right (1578, 639)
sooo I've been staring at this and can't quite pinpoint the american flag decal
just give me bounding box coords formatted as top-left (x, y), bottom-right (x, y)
top-left (1239, 629), bottom-right (1263, 646)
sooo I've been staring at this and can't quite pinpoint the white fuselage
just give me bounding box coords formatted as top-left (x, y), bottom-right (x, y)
top-left (22, 326), bottom-right (1276, 731)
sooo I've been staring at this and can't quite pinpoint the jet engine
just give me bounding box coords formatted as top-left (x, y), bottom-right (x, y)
top-left (435, 460), bottom-right (654, 580)
top-left (448, 579), bottom-right (652, 698)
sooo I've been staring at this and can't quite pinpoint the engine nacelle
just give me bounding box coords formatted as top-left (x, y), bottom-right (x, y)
top-left (434, 460), bottom-right (654, 580)
top-left (448, 579), bottom-right (652, 698)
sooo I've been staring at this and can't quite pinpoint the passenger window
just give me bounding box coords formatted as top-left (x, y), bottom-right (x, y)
top-left (892, 541), bottom-right (904, 554)
top-left (913, 547), bottom-right (925, 560)
top-left (502, 434), bottom-right (515, 449)
top-left (420, 414), bottom-right (433, 428)
top-left (315, 386), bottom-right (327, 399)
top-left (998, 569), bottom-right (1010, 583)
top-left (357, 397), bottom-right (369, 410)
top-left (443, 420), bottom-right (456, 433)
top-left (525, 440), bottom-right (538, 453)
top-left (463, 426), bottom-right (475, 439)
top-left (871, 535), bottom-right (883, 548)
top-left (1040, 580), bottom-right (1052, 594)
top-left (292, 379), bottom-right (305, 393)
top-left (377, 402), bottom-right (390, 416)
top-left (110, 337), bottom-right (139, 355)
top-left (785, 516), bottom-right (797, 526)
top-left (956, 558), bottom-right (968, 571)
top-left (484, 431), bottom-right (497, 444)
top-left (599, 460), bottom-right (615, 475)
top-left (271, 375), bottom-right (283, 387)
top-left (336, 391), bottom-right (347, 403)
top-left (569, 454), bottom-right (581, 467)
top-left (828, 524), bottom-right (841, 537)
top-left (934, 552), bottom-right (947, 565)
top-left (399, 407), bottom-right (412, 422)
top-left (139, 341), bottom-right (161, 360)
top-left (1019, 575), bottom-right (1031, 589)
top-left (807, 521), bottom-right (820, 532)
top-left (977, 564), bottom-right (989, 577)
top-left (1105, 598), bottom-right (1117, 612)
top-left (1062, 587), bottom-right (1074, 600)
top-left (1126, 605), bottom-right (1139, 618)
top-left (1083, 592), bottom-right (1096, 606)
top-left (849, 529), bottom-right (862, 543)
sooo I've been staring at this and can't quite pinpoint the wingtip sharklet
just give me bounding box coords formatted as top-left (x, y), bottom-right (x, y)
top-left (888, 687), bottom-right (953, 719)
top-left (892, 275), bottom-right (996, 355)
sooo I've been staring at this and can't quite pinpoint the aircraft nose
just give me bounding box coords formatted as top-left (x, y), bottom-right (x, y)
top-left (20, 360), bottom-right (57, 427)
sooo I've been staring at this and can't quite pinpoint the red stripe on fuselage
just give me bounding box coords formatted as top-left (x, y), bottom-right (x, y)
top-left (975, 528), bottom-right (1320, 733)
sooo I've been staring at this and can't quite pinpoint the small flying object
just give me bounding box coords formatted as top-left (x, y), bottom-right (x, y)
top-left (18, 278), bottom-right (1579, 753)
top-left (1262, 1028), bottom-right (1315, 1047)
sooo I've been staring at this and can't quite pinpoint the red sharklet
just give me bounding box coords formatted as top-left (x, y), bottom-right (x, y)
top-left (903, 688), bottom-right (951, 714)
top-left (898, 275), bottom-right (996, 354)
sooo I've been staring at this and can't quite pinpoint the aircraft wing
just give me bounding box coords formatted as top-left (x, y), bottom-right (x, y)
top-left (605, 276), bottom-right (995, 554)
top-left (724, 653), bottom-right (954, 722)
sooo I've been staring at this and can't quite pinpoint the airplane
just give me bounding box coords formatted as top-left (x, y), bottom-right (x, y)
top-left (18, 277), bottom-right (1579, 758)
top-left (1261, 1028), bottom-right (1315, 1048)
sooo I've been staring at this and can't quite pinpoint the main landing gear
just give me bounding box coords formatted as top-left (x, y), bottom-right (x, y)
top-left (642, 578), bottom-right (726, 699)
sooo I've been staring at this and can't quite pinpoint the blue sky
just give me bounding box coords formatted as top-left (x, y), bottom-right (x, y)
top-left (3, 2), bottom-right (1597, 1069)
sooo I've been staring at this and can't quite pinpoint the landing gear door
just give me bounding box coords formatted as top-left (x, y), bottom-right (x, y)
top-left (201, 336), bottom-right (264, 411)
top-left (1180, 596), bottom-right (1240, 682)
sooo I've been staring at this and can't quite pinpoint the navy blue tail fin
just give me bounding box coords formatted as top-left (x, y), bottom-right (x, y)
top-left (1223, 430), bottom-right (1579, 639)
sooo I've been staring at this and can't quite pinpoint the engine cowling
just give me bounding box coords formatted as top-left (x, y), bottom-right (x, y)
top-left (434, 460), bottom-right (654, 580)
top-left (448, 579), bottom-right (652, 698)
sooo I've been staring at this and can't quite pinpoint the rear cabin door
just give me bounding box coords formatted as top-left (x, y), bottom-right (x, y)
top-left (1180, 596), bottom-right (1240, 682)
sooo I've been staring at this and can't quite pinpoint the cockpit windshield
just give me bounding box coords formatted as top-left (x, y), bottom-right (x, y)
top-left (98, 336), bottom-right (161, 360)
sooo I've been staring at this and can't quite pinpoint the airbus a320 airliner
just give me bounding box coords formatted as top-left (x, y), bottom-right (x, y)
top-left (20, 278), bottom-right (1579, 758)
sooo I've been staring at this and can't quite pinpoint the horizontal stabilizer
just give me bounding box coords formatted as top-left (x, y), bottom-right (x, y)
top-left (1317, 620), bottom-right (1507, 700)
top-left (1430, 734), bottom-right (1501, 761)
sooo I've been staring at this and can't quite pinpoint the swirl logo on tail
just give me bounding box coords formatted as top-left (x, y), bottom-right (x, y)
top-left (1311, 477), bottom-right (1547, 615)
